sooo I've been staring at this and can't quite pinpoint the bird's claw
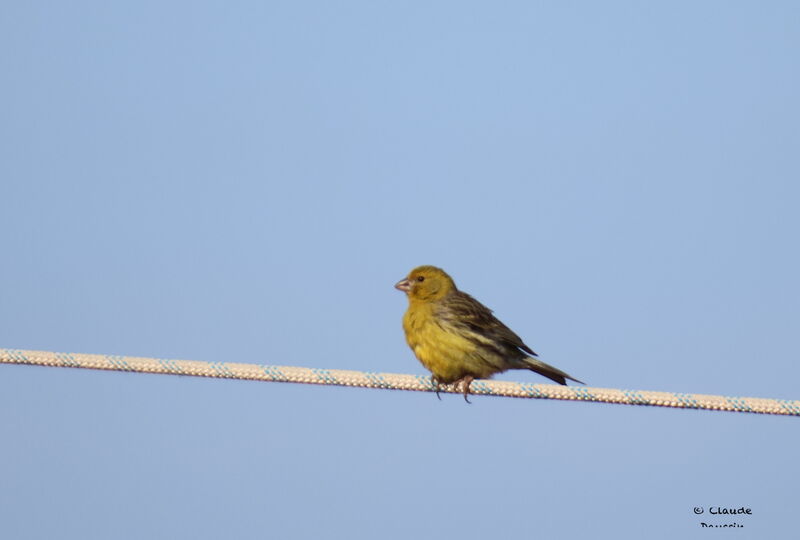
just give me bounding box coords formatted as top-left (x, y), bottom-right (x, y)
top-left (432, 375), bottom-right (474, 403)
top-left (453, 376), bottom-right (474, 404)
top-left (431, 376), bottom-right (443, 400)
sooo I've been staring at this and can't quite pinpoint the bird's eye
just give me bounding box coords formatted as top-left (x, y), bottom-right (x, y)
top-left (416, 276), bottom-right (425, 282)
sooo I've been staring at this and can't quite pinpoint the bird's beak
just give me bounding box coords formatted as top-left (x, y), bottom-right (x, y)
top-left (395, 278), bottom-right (411, 292)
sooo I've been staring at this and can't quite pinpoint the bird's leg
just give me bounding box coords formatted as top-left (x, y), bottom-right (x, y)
top-left (453, 376), bottom-right (475, 404)
top-left (431, 375), bottom-right (443, 400)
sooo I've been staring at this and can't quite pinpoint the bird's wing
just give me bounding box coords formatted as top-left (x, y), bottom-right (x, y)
top-left (438, 291), bottom-right (538, 357)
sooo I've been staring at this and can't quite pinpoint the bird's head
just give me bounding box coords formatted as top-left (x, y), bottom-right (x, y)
top-left (395, 265), bottom-right (457, 302)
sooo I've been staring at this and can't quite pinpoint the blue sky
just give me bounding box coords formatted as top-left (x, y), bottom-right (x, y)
top-left (2, 2), bottom-right (798, 538)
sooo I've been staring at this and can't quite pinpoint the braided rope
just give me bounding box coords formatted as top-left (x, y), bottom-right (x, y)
top-left (2, 348), bottom-right (797, 416)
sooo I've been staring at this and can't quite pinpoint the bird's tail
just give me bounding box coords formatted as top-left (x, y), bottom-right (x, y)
top-left (522, 357), bottom-right (584, 386)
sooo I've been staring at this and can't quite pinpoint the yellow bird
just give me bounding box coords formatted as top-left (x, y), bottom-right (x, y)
top-left (395, 265), bottom-right (583, 401)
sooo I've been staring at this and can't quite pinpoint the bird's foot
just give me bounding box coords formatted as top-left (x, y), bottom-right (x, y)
top-left (431, 375), bottom-right (443, 400)
top-left (453, 376), bottom-right (475, 404)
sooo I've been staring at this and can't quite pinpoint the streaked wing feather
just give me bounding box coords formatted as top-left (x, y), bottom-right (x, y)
top-left (438, 291), bottom-right (538, 357)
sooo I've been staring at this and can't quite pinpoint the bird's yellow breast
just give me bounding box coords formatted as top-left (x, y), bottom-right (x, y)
top-left (402, 301), bottom-right (496, 383)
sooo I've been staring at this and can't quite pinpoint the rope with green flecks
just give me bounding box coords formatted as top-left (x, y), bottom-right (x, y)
top-left (2, 348), bottom-right (798, 416)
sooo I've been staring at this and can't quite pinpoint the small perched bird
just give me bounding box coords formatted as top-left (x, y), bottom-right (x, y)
top-left (395, 265), bottom-right (583, 401)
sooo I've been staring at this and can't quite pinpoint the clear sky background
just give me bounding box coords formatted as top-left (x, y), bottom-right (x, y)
top-left (2, 2), bottom-right (798, 539)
